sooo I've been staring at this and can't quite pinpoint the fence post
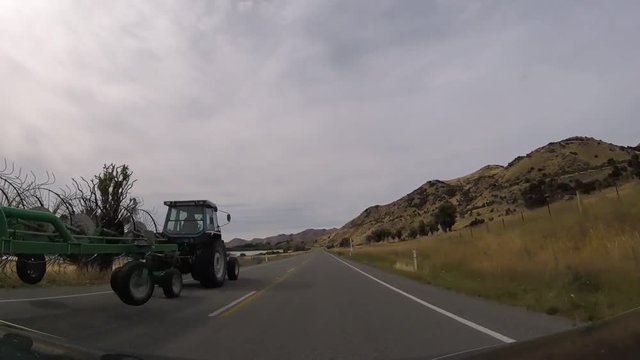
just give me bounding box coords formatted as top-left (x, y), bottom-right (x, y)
top-left (412, 249), bottom-right (418, 271)
top-left (520, 212), bottom-right (525, 222)
top-left (469, 227), bottom-right (474, 238)
top-left (615, 183), bottom-right (620, 200)
top-left (501, 218), bottom-right (506, 230)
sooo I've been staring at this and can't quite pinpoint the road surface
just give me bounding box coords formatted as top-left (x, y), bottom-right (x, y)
top-left (0, 250), bottom-right (572, 359)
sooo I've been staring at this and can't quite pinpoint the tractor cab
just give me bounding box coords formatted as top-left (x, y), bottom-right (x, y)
top-left (161, 200), bottom-right (238, 288)
top-left (162, 200), bottom-right (230, 236)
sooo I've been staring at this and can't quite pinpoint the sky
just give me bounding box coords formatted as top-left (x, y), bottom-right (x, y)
top-left (1, 0), bottom-right (639, 240)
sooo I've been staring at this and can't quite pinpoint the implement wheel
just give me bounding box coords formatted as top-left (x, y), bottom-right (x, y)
top-left (16, 254), bottom-right (46, 285)
top-left (227, 257), bottom-right (239, 281)
top-left (110, 267), bottom-right (122, 292)
top-left (113, 261), bottom-right (154, 306)
top-left (194, 241), bottom-right (226, 288)
top-left (160, 269), bottom-right (183, 299)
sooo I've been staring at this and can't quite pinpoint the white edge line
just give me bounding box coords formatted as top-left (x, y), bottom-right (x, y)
top-left (0, 291), bottom-right (113, 303)
top-left (430, 344), bottom-right (502, 360)
top-left (208, 291), bottom-right (256, 317)
top-left (0, 319), bottom-right (63, 339)
top-left (328, 253), bottom-right (516, 344)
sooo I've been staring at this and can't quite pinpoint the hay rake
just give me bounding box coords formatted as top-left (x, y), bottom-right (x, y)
top-left (0, 161), bottom-right (184, 306)
top-left (0, 205), bottom-right (180, 305)
top-left (0, 161), bottom-right (238, 306)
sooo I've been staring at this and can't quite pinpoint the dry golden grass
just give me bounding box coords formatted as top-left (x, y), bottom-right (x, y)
top-left (0, 261), bottom-right (112, 288)
top-left (237, 251), bottom-right (308, 267)
top-left (334, 180), bottom-right (640, 322)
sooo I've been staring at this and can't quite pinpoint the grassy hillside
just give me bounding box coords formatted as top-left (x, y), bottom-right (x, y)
top-left (325, 137), bottom-right (639, 246)
top-left (333, 180), bottom-right (640, 322)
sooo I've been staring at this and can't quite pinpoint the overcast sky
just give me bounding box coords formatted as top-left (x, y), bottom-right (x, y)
top-left (1, 1), bottom-right (639, 239)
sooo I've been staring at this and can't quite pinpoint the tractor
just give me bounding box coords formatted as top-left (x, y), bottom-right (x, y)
top-left (110, 200), bottom-right (239, 305)
top-left (160, 200), bottom-right (239, 288)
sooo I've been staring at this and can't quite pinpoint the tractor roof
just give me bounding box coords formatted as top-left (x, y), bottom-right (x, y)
top-left (163, 200), bottom-right (218, 211)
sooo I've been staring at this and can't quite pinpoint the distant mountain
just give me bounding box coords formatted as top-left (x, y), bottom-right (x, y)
top-left (227, 228), bottom-right (337, 248)
top-left (226, 238), bottom-right (250, 248)
top-left (323, 136), bottom-right (640, 246)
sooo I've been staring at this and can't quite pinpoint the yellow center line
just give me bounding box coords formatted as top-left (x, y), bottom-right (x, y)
top-left (220, 267), bottom-right (298, 318)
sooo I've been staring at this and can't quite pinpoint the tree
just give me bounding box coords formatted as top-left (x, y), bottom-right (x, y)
top-left (608, 165), bottom-right (622, 179)
top-left (433, 202), bottom-right (457, 232)
top-left (70, 164), bottom-right (138, 271)
top-left (366, 228), bottom-right (392, 243)
top-left (338, 237), bottom-right (351, 248)
top-left (94, 164), bottom-right (138, 233)
top-left (521, 182), bottom-right (547, 209)
top-left (427, 220), bottom-right (439, 234)
top-left (417, 220), bottom-right (428, 236)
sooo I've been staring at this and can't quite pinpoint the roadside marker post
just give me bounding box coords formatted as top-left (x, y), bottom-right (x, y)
top-left (349, 238), bottom-right (353, 257)
top-left (413, 249), bottom-right (418, 271)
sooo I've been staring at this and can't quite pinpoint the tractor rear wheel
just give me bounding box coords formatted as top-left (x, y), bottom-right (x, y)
top-left (113, 260), bottom-right (154, 306)
top-left (16, 254), bottom-right (46, 285)
top-left (194, 241), bottom-right (226, 288)
top-left (160, 269), bottom-right (182, 298)
top-left (227, 257), bottom-right (239, 280)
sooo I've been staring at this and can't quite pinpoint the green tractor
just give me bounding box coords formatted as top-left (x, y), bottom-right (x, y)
top-left (161, 200), bottom-right (239, 287)
top-left (111, 200), bottom-right (239, 305)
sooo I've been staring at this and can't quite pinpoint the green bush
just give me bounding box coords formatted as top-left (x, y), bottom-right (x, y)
top-left (366, 228), bottom-right (393, 243)
top-left (432, 202), bottom-right (457, 232)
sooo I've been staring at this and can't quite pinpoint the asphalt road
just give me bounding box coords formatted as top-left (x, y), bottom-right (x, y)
top-left (0, 250), bottom-right (573, 360)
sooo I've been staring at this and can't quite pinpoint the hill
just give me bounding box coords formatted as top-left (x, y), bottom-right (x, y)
top-left (228, 228), bottom-right (337, 249)
top-left (226, 238), bottom-right (250, 248)
top-left (324, 137), bottom-right (640, 246)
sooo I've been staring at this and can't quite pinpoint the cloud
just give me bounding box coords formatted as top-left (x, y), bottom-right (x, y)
top-left (1, 0), bottom-right (639, 238)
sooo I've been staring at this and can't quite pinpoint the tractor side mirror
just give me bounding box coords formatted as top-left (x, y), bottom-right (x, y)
top-left (227, 214), bottom-right (231, 222)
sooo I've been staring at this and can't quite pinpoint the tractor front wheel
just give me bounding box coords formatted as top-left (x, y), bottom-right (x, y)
top-left (160, 269), bottom-right (183, 298)
top-left (227, 257), bottom-right (239, 281)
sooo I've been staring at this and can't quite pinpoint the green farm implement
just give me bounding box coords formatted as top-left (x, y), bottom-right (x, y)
top-left (0, 200), bottom-right (238, 306)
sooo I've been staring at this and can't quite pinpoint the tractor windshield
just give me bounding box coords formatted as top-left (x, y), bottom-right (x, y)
top-left (164, 206), bottom-right (204, 235)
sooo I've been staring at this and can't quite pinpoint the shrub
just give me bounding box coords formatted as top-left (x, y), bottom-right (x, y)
top-left (366, 228), bottom-right (393, 243)
top-left (567, 271), bottom-right (601, 294)
top-left (608, 165), bottom-right (622, 179)
top-left (574, 179), bottom-right (597, 194)
top-left (521, 182), bottom-right (547, 208)
top-left (433, 202), bottom-right (457, 232)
